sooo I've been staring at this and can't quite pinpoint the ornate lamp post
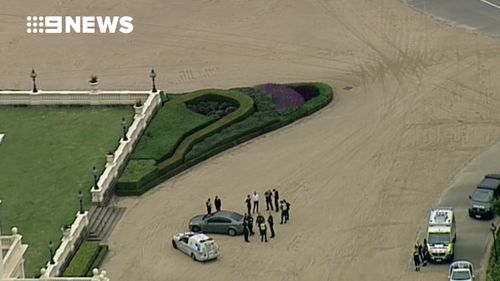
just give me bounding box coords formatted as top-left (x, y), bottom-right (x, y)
top-left (30, 69), bottom-right (38, 93)
top-left (492, 222), bottom-right (498, 262)
top-left (48, 240), bottom-right (55, 264)
top-left (121, 117), bottom-right (128, 141)
top-left (77, 190), bottom-right (84, 214)
top-left (149, 69), bottom-right (157, 93)
top-left (92, 166), bottom-right (98, 189)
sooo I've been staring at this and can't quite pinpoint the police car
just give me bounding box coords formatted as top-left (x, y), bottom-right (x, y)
top-left (448, 261), bottom-right (474, 281)
top-left (172, 232), bottom-right (219, 262)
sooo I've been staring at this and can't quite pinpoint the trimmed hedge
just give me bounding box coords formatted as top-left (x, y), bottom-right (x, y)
top-left (116, 89), bottom-right (254, 195)
top-left (116, 83), bottom-right (332, 196)
top-left (63, 243), bottom-right (108, 277)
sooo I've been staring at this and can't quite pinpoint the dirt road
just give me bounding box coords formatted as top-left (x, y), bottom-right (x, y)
top-left (3, 0), bottom-right (500, 280)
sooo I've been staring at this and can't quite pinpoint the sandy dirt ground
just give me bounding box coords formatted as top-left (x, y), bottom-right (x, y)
top-left (3, 0), bottom-right (500, 280)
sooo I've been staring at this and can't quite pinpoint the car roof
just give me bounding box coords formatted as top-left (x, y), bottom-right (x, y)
top-left (203, 210), bottom-right (242, 219)
top-left (478, 177), bottom-right (500, 190)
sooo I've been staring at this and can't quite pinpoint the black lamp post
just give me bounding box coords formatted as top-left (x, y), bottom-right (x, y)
top-left (30, 69), bottom-right (38, 93)
top-left (92, 166), bottom-right (98, 189)
top-left (48, 240), bottom-right (55, 264)
top-left (149, 69), bottom-right (157, 93)
top-left (77, 190), bottom-right (84, 214)
top-left (492, 222), bottom-right (498, 262)
top-left (121, 117), bottom-right (128, 141)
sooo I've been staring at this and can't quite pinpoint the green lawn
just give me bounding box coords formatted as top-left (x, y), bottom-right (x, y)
top-left (0, 106), bottom-right (133, 277)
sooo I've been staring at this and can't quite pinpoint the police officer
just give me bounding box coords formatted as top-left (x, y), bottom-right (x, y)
top-left (413, 246), bottom-right (421, 271)
top-left (245, 194), bottom-right (252, 215)
top-left (284, 200), bottom-right (291, 222)
top-left (248, 215), bottom-right (254, 236)
top-left (265, 190), bottom-right (273, 211)
top-left (268, 212), bottom-right (275, 238)
top-left (206, 198), bottom-right (212, 215)
top-left (273, 189), bottom-right (279, 212)
top-left (214, 195), bottom-right (222, 212)
top-left (280, 200), bottom-right (287, 224)
top-left (422, 239), bottom-right (428, 266)
top-left (256, 213), bottom-right (265, 225)
top-left (259, 222), bottom-right (268, 242)
top-left (243, 214), bottom-right (250, 243)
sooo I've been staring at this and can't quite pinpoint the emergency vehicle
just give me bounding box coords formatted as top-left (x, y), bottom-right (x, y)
top-left (426, 208), bottom-right (456, 262)
top-left (172, 232), bottom-right (219, 261)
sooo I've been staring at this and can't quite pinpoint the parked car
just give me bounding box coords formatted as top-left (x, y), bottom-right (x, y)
top-left (188, 210), bottom-right (244, 236)
top-left (448, 261), bottom-right (474, 281)
top-left (172, 232), bottom-right (219, 261)
top-left (469, 174), bottom-right (500, 219)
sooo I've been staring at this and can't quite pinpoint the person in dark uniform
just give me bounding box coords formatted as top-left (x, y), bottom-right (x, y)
top-left (280, 200), bottom-right (286, 224)
top-left (265, 190), bottom-right (273, 211)
top-left (243, 214), bottom-right (250, 242)
top-left (259, 222), bottom-right (268, 242)
top-left (273, 189), bottom-right (279, 212)
top-left (206, 198), bottom-right (212, 215)
top-left (413, 247), bottom-right (421, 271)
top-left (268, 212), bottom-right (275, 238)
top-left (417, 242), bottom-right (423, 264)
top-left (214, 196), bottom-right (222, 212)
top-left (422, 239), bottom-right (428, 266)
top-left (284, 200), bottom-right (291, 222)
top-left (256, 213), bottom-right (265, 225)
top-left (245, 194), bottom-right (252, 215)
top-left (248, 215), bottom-right (254, 236)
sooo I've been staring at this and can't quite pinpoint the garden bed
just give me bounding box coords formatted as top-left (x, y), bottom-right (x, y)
top-left (116, 83), bottom-right (332, 196)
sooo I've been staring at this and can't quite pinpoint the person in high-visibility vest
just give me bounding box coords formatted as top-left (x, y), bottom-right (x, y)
top-left (259, 222), bottom-right (268, 242)
top-left (280, 200), bottom-right (287, 224)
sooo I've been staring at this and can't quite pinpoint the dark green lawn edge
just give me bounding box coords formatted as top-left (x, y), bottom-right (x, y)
top-left (116, 83), bottom-right (332, 196)
top-left (63, 243), bottom-right (108, 277)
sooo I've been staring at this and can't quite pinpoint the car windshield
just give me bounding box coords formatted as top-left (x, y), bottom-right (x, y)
top-left (230, 213), bottom-right (243, 221)
top-left (428, 233), bottom-right (450, 245)
top-left (451, 271), bottom-right (471, 280)
top-left (472, 189), bottom-right (493, 203)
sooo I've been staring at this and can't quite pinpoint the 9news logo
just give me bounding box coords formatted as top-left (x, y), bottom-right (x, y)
top-left (26, 16), bottom-right (133, 34)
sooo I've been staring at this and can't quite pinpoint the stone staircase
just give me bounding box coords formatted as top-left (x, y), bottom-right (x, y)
top-left (87, 205), bottom-right (126, 242)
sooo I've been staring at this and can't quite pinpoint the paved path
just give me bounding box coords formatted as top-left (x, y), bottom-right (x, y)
top-left (404, 0), bottom-right (500, 37)
top-left (413, 141), bottom-right (500, 276)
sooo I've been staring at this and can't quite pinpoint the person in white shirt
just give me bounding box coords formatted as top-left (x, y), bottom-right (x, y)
top-left (251, 191), bottom-right (259, 213)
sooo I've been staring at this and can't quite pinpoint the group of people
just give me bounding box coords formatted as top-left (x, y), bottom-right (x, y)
top-left (205, 195), bottom-right (222, 215)
top-left (202, 190), bottom-right (292, 244)
top-left (242, 190), bottom-right (291, 243)
top-left (412, 239), bottom-right (429, 271)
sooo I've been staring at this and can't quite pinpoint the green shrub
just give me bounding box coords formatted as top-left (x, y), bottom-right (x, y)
top-left (63, 243), bottom-right (101, 277)
top-left (131, 103), bottom-right (214, 162)
top-left (86, 245), bottom-right (109, 276)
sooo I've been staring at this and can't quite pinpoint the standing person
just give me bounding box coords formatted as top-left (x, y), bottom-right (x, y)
top-left (206, 198), bottom-right (212, 215)
top-left (259, 222), bottom-right (268, 242)
top-left (265, 190), bottom-right (273, 211)
top-left (245, 195), bottom-right (252, 215)
top-left (243, 214), bottom-right (250, 243)
top-left (214, 196), bottom-right (222, 212)
top-left (280, 200), bottom-right (287, 224)
top-left (256, 213), bottom-right (265, 225)
top-left (248, 215), bottom-right (254, 236)
top-left (268, 212), bottom-right (275, 238)
top-left (252, 191), bottom-right (259, 213)
top-left (422, 239), bottom-right (428, 266)
top-left (273, 189), bottom-right (279, 212)
top-left (284, 200), bottom-right (291, 222)
top-left (417, 242), bottom-right (423, 265)
top-left (413, 247), bottom-right (421, 271)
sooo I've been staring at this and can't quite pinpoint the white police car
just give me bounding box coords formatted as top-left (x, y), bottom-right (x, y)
top-left (449, 261), bottom-right (474, 281)
top-left (172, 232), bottom-right (219, 262)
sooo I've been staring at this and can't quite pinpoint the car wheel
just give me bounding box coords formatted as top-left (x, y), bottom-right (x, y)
top-left (172, 240), bottom-right (177, 249)
top-left (191, 253), bottom-right (197, 261)
top-left (191, 226), bottom-right (201, 232)
top-left (228, 228), bottom-right (237, 236)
